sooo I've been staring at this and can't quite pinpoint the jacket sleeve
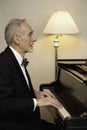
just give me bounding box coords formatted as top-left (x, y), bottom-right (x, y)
top-left (0, 59), bottom-right (35, 118)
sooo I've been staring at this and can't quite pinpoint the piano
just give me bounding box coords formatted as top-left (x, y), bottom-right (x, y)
top-left (40, 59), bottom-right (87, 130)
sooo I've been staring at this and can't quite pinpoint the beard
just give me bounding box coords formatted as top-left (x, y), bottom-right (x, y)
top-left (28, 45), bottom-right (33, 53)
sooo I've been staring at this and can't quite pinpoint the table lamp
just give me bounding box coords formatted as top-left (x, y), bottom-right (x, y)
top-left (43, 11), bottom-right (80, 80)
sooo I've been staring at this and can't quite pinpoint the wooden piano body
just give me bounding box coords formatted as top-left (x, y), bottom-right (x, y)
top-left (40, 59), bottom-right (87, 130)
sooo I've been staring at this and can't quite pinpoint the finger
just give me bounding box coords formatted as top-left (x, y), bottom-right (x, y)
top-left (43, 91), bottom-right (55, 99)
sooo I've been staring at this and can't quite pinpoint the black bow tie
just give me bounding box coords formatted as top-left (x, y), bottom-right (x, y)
top-left (21, 58), bottom-right (29, 67)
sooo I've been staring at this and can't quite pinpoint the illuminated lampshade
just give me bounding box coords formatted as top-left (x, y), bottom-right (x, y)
top-left (43, 11), bottom-right (80, 35)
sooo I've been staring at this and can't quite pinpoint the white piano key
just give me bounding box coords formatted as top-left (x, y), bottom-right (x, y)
top-left (57, 107), bottom-right (71, 120)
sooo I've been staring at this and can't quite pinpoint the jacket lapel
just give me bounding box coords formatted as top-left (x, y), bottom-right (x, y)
top-left (5, 47), bottom-right (31, 92)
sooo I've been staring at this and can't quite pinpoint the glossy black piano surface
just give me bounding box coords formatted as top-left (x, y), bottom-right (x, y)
top-left (40, 59), bottom-right (87, 130)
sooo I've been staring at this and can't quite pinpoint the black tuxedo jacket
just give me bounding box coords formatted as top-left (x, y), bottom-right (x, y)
top-left (0, 47), bottom-right (40, 129)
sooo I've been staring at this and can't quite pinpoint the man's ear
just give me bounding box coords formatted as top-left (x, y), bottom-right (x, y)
top-left (13, 34), bottom-right (21, 44)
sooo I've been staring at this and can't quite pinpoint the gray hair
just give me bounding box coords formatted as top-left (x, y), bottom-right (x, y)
top-left (4, 18), bottom-right (26, 45)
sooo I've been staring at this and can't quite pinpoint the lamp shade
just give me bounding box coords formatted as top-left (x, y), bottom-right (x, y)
top-left (43, 11), bottom-right (80, 35)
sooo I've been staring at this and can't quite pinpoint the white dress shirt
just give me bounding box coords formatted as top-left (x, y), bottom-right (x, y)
top-left (9, 46), bottom-right (37, 111)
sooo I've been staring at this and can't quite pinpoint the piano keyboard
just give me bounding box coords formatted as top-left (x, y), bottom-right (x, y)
top-left (44, 89), bottom-right (71, 120)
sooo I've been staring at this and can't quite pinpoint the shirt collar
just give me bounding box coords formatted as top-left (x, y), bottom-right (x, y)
top-left (9, 46), bottom-right (23, 66)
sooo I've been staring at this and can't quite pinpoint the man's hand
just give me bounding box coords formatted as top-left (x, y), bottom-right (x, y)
top-left (34, 90), bottom-right (62, 109)
top-left (36, 96), bottom-right (62, 109)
